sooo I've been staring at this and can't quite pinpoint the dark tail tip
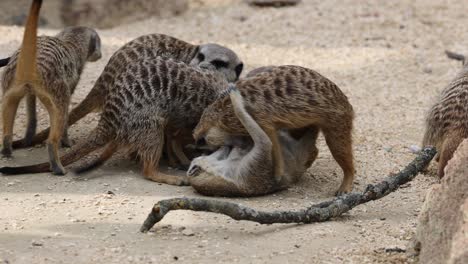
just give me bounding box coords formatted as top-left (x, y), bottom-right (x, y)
top-left (0, 166), bottom-right (25, 175)
top-left (0, 57), bottom-right (10, 67)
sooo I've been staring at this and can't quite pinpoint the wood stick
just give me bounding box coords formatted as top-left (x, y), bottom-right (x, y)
top-left (140, 147), bottom-right (436, 232)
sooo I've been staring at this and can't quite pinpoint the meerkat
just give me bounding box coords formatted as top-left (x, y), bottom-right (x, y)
top-left (1, 0), bottom-right (102, 175)
top-left (188, 85), bottom-right (319, 197)
top-left (10, 34), bottom-right (244, 154)
top-left (422, 51), bottom-right (468, 177)
top-left (193, 65), bottom-right (355, 195)
top-left (0, 57), bottom-right (232, 185)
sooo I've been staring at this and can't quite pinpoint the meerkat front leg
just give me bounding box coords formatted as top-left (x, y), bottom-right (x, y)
top-left (170, 137), bottom-right (191, 169)
top-left (60, 107), bottom-right (73, 148)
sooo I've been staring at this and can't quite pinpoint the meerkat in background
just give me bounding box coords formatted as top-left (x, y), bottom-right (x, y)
top-left (0, 58), bottom-right (232, 185)
top-left (193, 65), bottom-right (355, 195)
top-left (1, 0), bottom-right (102, 175)
top-left (10, 33), bottom-right (244, 156)
top-left (422, 51), bottom-right (468, 177)
top-left (188, 86), bottom-right (319, 197)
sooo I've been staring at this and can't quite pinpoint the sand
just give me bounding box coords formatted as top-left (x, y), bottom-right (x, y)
top-left (1, 0), bottom-right (466, 263)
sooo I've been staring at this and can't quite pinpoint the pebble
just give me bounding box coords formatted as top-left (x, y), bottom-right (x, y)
top-left (182, 229), bottom-right (195, 236)
top-left (31, 240), bottom-right (43, 247)
top-left (409, 145), bottom-right (421, 153)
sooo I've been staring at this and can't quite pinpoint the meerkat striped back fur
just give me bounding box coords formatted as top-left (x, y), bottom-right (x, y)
top-left (1, 0), bottom-right (102, 175)
top-left (11, 34), bottom-right (244, 150)
top-left (422, 51), bottom-right (468, 177)
top-left (0, 58), bottom-right (230, 185)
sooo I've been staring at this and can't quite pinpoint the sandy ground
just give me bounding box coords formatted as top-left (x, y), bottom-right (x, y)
top-left (1, 0), bottom-right (467, 263)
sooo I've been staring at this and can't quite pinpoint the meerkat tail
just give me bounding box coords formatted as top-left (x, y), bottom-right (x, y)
top-left (0, 57), bottom-right (10, 67)
top-left (0, 131), bottom-right (107, 175)
top-left (445, 50), bottom-right (465, 64)
top-left (73, 142), bottom-right (118, 174)
top-left (15, 0), bottom-right (43, 83)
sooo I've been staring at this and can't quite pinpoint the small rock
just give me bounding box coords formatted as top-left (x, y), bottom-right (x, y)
top-left (182, 229), bottom-right (195, 236)
top-left (423, 66), bottom-right (432, 74)
top-left (409, 145), bottom-right (421, 153)
top-left (31, 240), bottom-right (43, 247)
top-left (246, 0), bottom-right (301, 7)
top-left (383, 146), bottom-right (393, 152)
top-left (106, 190), bottom-right (115, 195)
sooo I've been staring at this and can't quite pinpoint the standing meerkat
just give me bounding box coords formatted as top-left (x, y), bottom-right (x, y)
top-left (193, 65), bottom-right (355, 195)
top-left (1, 0), bottom-right (102, 175)
top-left (188, 85), bottom-right (319, 197)
top-left (10, 34), bottom-right (244, 151)
top-left (0, 58), bottom-right (231, 185)
top-left (422, 51), bottom-right (468, 177)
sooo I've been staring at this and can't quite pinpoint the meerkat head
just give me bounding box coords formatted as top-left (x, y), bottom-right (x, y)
top-left (193, 97), bottom-right (229, 145)
top-left (190, 43), bottom-right (243, 82)
top-left (57, 26), bottom-right (102, 62)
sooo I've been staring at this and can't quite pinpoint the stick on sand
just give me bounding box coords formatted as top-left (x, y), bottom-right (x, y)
top-left (141, 147), bottom-right (436, 232)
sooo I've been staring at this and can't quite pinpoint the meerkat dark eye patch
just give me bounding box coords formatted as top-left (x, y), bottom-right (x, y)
top-left (211, 60), bottom-right (229, 68)
top-left (197, 52), bottom-right (205, 62)
top-left (235, 63), bottom-right (244, 78)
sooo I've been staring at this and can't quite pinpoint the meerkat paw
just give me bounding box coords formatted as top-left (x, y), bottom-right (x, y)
top-left (335, 185), bottom-right (353, 196)
top-left (50, 163), bottom-right (67, 176)
top-left (2, 136), bottom-right (13, 157)
top-left (1, 147), bottom-right (12, 158)
top-left (175, 176), bottom-right (190, 186)
top-left (187, 164), bottom-right (202, 177)
top-left (60, 137), bottom-right (73, 148)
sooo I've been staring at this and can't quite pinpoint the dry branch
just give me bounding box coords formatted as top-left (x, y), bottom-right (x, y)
top-left (140, 147), bottom-right (436, 232)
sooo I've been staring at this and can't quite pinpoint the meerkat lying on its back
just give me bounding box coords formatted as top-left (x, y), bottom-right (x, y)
top-left (0, 58), bottom-right (232, 185)
top-left (193, 65), bottom-right (355, 195)
top-left (1, 0), bottom-right (101, 175)
top-left (422, 51), bottom-right (468, 177)
top-left (188, 86), bottom-right (319, 197)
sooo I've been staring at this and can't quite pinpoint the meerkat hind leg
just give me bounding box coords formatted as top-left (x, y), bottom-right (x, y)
top-left (37, 93), bottom-right (67, 175)
top-left (263, 126), bottom-right (284, 182)
top-left (323, 128), bottom-right (355, 196)
top-left (2, 86), bottom-right (26, 157)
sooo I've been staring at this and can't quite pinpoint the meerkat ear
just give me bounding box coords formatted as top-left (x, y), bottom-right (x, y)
top-left (235, 63), bottom-right (244, 78)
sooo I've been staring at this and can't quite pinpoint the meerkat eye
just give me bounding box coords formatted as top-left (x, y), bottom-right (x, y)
top-left (197, 53), bottom-right (205, 62)
top-left (211, 60), bottom-right (228, 68)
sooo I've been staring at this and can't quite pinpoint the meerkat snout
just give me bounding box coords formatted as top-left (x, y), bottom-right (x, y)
top-left (87, 31), bottom-right (102, 62)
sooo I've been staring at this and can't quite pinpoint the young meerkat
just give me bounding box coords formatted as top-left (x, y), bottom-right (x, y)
top-left (188, 85), bottom-right (319, 197)
top-left (0, 58), bottom-right (232, 185)
top-left (1, 0), bottom-right (102, 175)
top-left (422, 51), bottom-right (468, 177)
top-left (10, 33), bottom-right (244, 152)
top-left (193, 65), bottom-right (355, 195)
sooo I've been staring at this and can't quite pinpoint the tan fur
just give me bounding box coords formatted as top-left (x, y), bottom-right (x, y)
top-left (188, 87), bottom-right (319, 197)
top-left (422, 53), bottom-right (468, 177)
top-left (193, 65), bottom-right (355, 195)
top-left (1, 0), bottom-right (101, 175)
